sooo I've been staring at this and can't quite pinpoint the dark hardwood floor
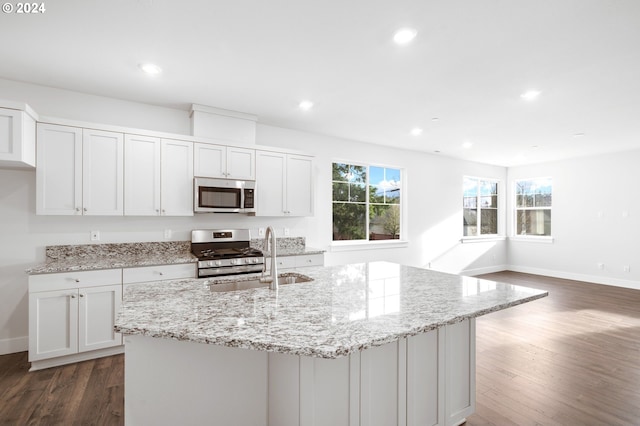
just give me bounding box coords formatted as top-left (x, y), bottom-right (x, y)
top-left (0, 272), bottom-right (639, 425)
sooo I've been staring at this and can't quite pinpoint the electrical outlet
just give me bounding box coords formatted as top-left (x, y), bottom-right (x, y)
top-left (623, 265), bottom-right (630, 272)
top-left (90, 230), bottom-right (100, 241)
top-left (284, 227), bottom-right (290, 236)
top-left (597, 263), bottom-right (604, 270)
top-left (258, 228), bottom-right (265, 237)
top-left (164, 229), bottom-right (172, 239)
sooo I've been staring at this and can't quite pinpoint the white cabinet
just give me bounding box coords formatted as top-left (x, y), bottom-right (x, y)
top-left (124, 136), bottom-right (193, 216)
top-left (161, 139), bottom-right (194, 216)
top-left (122, 263), bottom-right (195, 285)
top-left (273, 253), bottom-right (324, 270)
top-left (36, 124), bottom-right (124, 216)
top-left (82, 129), bottom-right (124, 215)
top-left (124, 134), bottom-right (161, 215)
top-left (194, 142), bottom-right (255, 180)
top-left (256, 151), bottom-right (314, 216)
top-left (445, 318), bottom-right (476, 425)
top-left (28, 269), bottom-right (123, 368)
top-left (36, 124), bottom-right (82, 215)
top-left (0, 106), bottom-right (36, 168)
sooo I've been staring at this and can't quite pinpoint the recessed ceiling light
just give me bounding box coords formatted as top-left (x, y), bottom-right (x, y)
top-left (393, 27), bottom-right (417, 45)
top-left (410, 127), bottom-right (423, 136)
top-left (139, 63), bottom-right (162, 75)
top-left (520, 90), bottom-right (541, 100)
top-left (462, 141), bottom-right (473, 149)
top-left (573, 132), bottom-right (585, 138)
top-left (298, 100), bottom-right (314, 111)
top-left (431, 117), bottom-right (440, 122)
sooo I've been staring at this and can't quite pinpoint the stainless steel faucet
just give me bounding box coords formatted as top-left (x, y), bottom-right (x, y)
top-left (261, 226), bottom-right (278, 290)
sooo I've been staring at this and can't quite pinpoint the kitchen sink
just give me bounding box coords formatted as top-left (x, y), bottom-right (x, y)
top-left (206, 273), bottom-right (313, 292)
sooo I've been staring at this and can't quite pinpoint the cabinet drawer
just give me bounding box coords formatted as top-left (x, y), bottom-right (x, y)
top-left (122, 263), bottom-right (196, 284)
top-left (295, 254), bottom-right (324, 268)
top-left (29, 269), bottom-right (122, 293)
top-left (272, 256), bottom-right (296, 269)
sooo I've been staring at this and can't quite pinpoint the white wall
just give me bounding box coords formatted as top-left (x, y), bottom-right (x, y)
top-left (507, 150), bottom-right (640, 290)
top-left (0, 78), bottom-right (508, 354)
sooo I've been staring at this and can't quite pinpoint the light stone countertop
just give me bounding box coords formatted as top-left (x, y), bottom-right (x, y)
top-left (115, 261), bottom-right (547, 359)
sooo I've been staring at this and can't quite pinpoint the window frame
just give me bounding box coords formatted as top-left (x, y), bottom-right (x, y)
top-left (513, 176), bottom-right (553, 240)
top-left (462, 176), bottom-right (500, 240)
top-left (330, 160), bottom-right (406, 248)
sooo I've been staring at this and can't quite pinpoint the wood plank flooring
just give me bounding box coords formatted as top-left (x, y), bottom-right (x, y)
top-left (467, 272), bottom-right (640, 426)
top-left (0, 271), bottom-right (638, 425)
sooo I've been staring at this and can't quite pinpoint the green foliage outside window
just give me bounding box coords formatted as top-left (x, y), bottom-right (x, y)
top-left (332, 162), bottom-right (401, 241)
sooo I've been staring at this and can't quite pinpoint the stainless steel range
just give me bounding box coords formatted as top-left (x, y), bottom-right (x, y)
top-left (191, 229), bottom-right (264, 278)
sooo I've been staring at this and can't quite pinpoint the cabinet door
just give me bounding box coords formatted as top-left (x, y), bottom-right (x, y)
top-left (82, 129), bottom-right (124, 216)
top-left (194, 142), bottom-right (225, 178)
top-left (0, 108), bottom-right (36, 167)
top-left (256, 151), bottom-right (286, 216)
top-left (161, 139), bottom-right (194, 216)
top-left (124, 134), bottom-right (161, 215)
top-left (78, 284), bottom-right (123, 352)
top-left (36, 124), bottom-right (83, 215)
top-left (29, 289), bottom-right (78, 361)
top-left (226, 147), bottom-right (255, 180)
top-left (286, 155), bottom-right (314, 216)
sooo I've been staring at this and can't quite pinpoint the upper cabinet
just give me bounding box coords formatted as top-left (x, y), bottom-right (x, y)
top-left (36, 124), bottom-right (124, 216)
top-left (256, 151), bottom-right (314, 217)
top-left (160, 139), bottom-right (194, 216)
top-left (124, 135), bottom-right (193, 216)
top-left (0, 105), bottom-right (37, 169)
top-left (194, 142), bottom-right (255, 180)
top-left (82, 129), bottom-right (124, 216)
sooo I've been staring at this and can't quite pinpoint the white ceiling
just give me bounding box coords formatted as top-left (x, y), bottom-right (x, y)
top-left (2, 0), bottom-right (640, 166)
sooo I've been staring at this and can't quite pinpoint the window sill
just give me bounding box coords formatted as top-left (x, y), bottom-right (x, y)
top-left (509, 235), bottom-right (554, 244)
top-left (330, 240), bottom-right (409, 252)
top-left (460, 236), bottom-right (506, 244)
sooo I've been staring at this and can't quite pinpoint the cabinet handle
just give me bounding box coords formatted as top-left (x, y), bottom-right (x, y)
top-left (159, 272), bottom-right (164, 276)
top-left (161, 209), bottom-right (166, 214)
top-left (155, 209), bottom-right (160, 214)
top-left (307, 259), bottom-right (312, 263)
top-left (83, 207), bottom-right (88, 212)
top-left (79, 294), bottom-right (85, 298)
top-left (75, 207), bottom-right (80, 212)
top-left (70, 294), bottom-right (76, 299)
top-left (75, 278), bottom-right (80, 283)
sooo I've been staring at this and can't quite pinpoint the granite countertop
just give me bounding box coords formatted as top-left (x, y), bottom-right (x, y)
top-left (25, 241), bottom-right (197, 274)
top-left (115, 261), bottom-right (547, 359)
top-left (263, 247), bottom-right (325, 257)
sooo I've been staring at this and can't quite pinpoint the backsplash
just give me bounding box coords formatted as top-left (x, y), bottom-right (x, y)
top-left (250, 237), bottom-right (305, 253)
top-left (45, 241), bottom-right (192, 260)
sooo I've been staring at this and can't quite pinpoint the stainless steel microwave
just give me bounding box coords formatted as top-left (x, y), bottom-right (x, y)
top-left (194, 177), bottom-right (256, 214)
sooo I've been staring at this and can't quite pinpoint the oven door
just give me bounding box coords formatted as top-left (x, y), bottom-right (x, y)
top-left (194, 177), bottom-right (246, 213)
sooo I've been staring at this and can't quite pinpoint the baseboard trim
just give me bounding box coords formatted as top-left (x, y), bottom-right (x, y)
top-left (507, 265), bottom-right (640, 291)
top-left (29, 345), bottom-right (124, 371)
top-left (462, 264), bottom-right (509, 276)
top-left (0, 336), bottom-right (28, 355)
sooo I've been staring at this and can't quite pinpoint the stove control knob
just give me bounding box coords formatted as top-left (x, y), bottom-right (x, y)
top-left (208, 261), bottom-right (215, 267)
top-left (215, 260), bottom-right (223, 266)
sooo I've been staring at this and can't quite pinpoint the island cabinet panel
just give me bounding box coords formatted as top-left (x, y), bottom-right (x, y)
top-left (407, 330), bottom-right (445, 426)
top-left (123, 320), bottom-right (475, 426)
top-left (445, 319), bottom-right (476, 426)
top-left (360, 341), bottom-right (400, 426)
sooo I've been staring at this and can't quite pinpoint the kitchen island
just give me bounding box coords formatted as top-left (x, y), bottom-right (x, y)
top-left (115, 261), bottom-right (547, 426)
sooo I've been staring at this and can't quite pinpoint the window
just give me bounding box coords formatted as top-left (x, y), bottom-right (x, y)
top-left (463, 177), bottom-right (498, 236)
top-left (515, 177), bottom-right (552, 236)
top-left (332, 162), bottom-right (402, 241)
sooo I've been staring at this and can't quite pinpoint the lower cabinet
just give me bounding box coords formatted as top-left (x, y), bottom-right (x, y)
top-left (28, 269), bottom-right (123, 370)
top-left (273, 253), bottom-right (324, 270)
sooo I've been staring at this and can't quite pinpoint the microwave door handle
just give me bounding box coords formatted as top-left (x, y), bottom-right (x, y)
top-left (240, 186), bottom-right (245, 210)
